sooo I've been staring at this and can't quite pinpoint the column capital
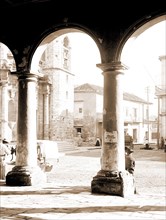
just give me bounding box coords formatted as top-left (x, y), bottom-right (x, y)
top-left (0, 81), bottom-right (8, 86)
top-left (11, 71), bottom-right (44, 79)
top-left (97, 61), bottom-right (128, 73)
top-left (12, 71), bottom-right (44, 83)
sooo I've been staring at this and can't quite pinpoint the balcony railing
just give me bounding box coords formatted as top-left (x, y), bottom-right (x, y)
top-left (124, 116), bottom-right (142, 123)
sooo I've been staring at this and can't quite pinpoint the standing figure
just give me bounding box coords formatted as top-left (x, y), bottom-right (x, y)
top-left (125, 146), bottom-right (137, 194)
top-left (160, 137), bottom-right (164, 149)
top-left (95, 137), bottom-right (101, 146)
top-left (0, 139), bottom-right (11, 180)
top-left (144, 138), bottom-right (149, 149)
top-left (10, 145), bottom-right (16, 161)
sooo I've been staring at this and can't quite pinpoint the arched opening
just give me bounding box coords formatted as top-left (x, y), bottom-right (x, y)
top-left (121, 17), bottom-right (166, 149)
top-left (30, 28), bottom-right (103, 150)
top-left (1, 17), bottom-right (165, 194)
top-left (0, 42), bottom-right (17, 142)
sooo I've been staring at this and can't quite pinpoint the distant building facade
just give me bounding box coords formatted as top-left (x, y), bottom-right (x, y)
top-left (155, 55), bottom-right (166, 142)
top-left (0, 43), bottom-right (17, 141)
top-left (38, 35), bottom-right (75, 140)
top-left (74, 83), bottom-right (103, 143)
top-left (0, 39), bottom-right (160, 145)
top-left (0, 36), bottom-right (75, 141)
top-left (74, 83), bottom-right (154, 144)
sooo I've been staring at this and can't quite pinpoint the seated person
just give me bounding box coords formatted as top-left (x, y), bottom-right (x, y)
top-left (125, 146), bottom-right (135, 174)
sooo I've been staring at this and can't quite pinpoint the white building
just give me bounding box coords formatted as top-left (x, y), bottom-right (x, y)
top-left (74, 83), bottom-right (154, 144)
top-left (155, 55), bottom-right (166, 142)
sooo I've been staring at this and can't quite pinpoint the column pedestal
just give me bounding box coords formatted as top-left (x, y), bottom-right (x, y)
top-left (6, 165), bottom-right (46, 186)
top-left (91, 170), bottom-right (135, 197)
top-left (91, 62), bottom-right (135, 197)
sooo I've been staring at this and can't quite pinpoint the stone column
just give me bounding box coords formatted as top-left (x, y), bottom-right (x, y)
top-left (43, 84), bottom-right (50, 140)
top-left (0, 81), bottom-right (9, 139)
top-left (6, 72), bottom-right (46, 186)
top-left (91, 62), bottom-right (135, 197)
top-left (159, 55), bottom-right (166, 139)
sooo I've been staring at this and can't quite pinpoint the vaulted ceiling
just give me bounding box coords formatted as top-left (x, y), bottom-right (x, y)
top-left (0, 0), bottom-right (50, 8)
top-left (0, 0), bottom-right (165, 66)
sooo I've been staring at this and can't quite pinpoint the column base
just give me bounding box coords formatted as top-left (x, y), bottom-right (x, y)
top-left (6, 165), bottom-right (47, 186)
top-left (91, 170), bottom-right (135, 197)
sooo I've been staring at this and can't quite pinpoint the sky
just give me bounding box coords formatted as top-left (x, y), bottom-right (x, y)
top-left (68, 33), bottom-right (102, 86)
top-left (1, 19), bottom-right (165, 101)
top-left (68, 20), bottom-right (166, 100)
top-left (121, 20), bottom-right (166, 98)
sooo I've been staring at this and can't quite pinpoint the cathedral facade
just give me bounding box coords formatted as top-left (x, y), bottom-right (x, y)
top-left (37, 35), bottom-right (75, 141)
top-left (0, 36), bottom-right (75, 142)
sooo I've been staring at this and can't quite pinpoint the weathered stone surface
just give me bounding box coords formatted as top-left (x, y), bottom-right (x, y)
top-left (91, 170), bottom-right (135, 197)
top-left (6, 165), bottom-right (46, 186)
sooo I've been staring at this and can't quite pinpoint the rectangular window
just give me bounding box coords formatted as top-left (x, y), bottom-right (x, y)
top-left (126, 108), bottom-right (129, 117)
top-left (77, 128), bottom-right (81, 133)
top-left (133, 108), bottom-right (137, 118)
top-left (66, 109), bottom-right (68, 116)
top-left (66, 74), bottom-right (68, 83)
top-left (66, 91), bottom-right (68, 99)
top-left (146, 108), bottom-right (149, 119)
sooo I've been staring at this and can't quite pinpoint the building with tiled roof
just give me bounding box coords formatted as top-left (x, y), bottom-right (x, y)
top-left (74, 83), bottom-right (155, 144)
top-left (123, 92), bottom-right (150, 104)
top-left (0, 42), bottom-right (157, 146)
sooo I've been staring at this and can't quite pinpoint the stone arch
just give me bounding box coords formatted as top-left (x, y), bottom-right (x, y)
top-left (0, 42), bottom-right (16, 72)
top-left (0, 42), bottom-right (17, 141)
top-left (30, 27), bottom-right (102, 74)
top-left (119, 15), bottom-right (166, 146)
top-left (116, 14), bottom-right (166, 61)
top-left (29, 26), bottom-right (102, 141)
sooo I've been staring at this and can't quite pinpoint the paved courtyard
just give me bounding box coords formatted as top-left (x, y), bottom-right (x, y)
top-left (0, 146), bottom-right (166, 220)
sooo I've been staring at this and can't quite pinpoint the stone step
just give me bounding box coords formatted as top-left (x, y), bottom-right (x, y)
top-left (56, 141), bottom-right (77, 153)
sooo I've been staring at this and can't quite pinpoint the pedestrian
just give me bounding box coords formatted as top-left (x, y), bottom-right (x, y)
top-left (95, 137), bottom-right (101, 146)
top-left (125, 146), bottom-right (136, 193)
top-left (10, 145), bottom-right (16, 161)
top-left (0, 139), bottom-right (11, 180)
top-left (160, 137), bottom-right (164, 149)
top-left (164, 138), bottom-right (166, 153)
top-left (125, 146), bottom-right (135, 174)
top-left (145, 138), bottom-right (149, 149)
